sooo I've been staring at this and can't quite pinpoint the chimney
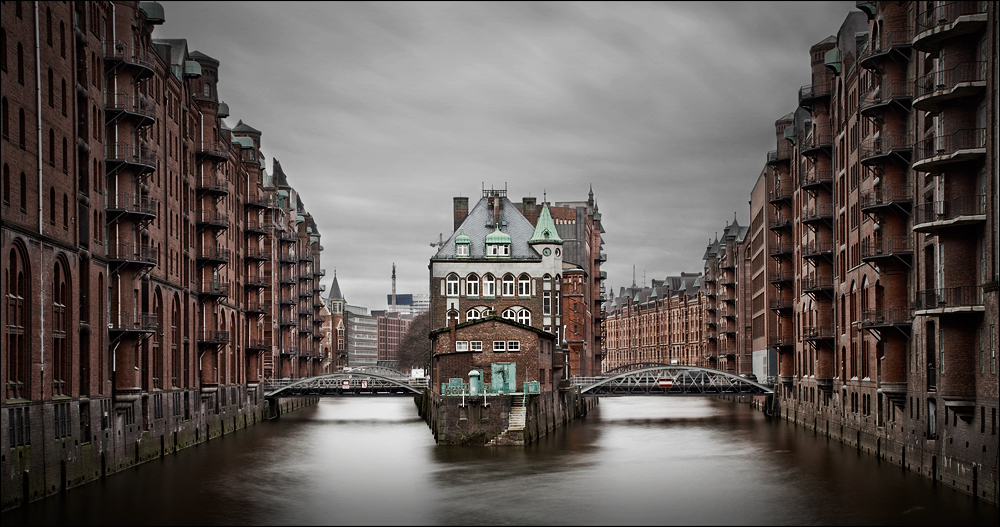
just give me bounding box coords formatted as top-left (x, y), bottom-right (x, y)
top-left (522, 197), bottom-right (539, 224)
top-left (453, 197), bottom-right (469, 232)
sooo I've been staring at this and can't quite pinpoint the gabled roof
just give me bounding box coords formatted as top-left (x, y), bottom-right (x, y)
top-left (232, 119), bottom-right (261, 134)
top-left (432, 195), bottom-right (540, 260)
top-left (272, 158), bottom-right (290, 187)
top-left (429, 315), bottom-right (556, 339)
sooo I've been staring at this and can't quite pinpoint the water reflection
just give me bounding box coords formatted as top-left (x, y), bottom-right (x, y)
top-left (2, 397), bottom-right (995, 526)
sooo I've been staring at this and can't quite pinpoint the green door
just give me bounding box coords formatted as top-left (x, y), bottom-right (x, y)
top-left (491, 362), bottom-right (516, 393)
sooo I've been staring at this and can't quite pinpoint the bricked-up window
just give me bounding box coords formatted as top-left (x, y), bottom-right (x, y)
top-left (7, 244), bottom-right (31, 399)
top-left (455, 341), bottom-right (469, 352)
top-left (8, 407), bottom-right (30, 447)
top-left (493, 341), bottom-right (506, 352)
top-left (54, 402), bottom-right (71, 439)
top-left (507, 341), bottom-right (520, 352)
top-left (445, 274), bottom-right (459, 296)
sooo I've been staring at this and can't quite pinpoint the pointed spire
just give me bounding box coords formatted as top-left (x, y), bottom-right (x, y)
top-left (528, 203), bottom-right (563, 244)
top-left (327, 269), bottom-right (344, 302)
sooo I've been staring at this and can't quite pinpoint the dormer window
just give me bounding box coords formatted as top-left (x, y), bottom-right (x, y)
top-left (485, 225), bottom-right (511, 258)
top-left (456, 244), bottom-right (469, 256)
top-left (487, 243), bottom-right (509, 257)
top-left (454, 229), bottom-right (470, 258)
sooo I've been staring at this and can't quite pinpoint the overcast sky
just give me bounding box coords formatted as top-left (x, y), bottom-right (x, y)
top-left (155, 1), bottom-right (856, 310)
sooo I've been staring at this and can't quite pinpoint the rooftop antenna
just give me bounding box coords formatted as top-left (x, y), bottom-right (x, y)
top-left (391, 263), bottom-right (397, 313)
top-left (632, 265), bottom-right (636, 288)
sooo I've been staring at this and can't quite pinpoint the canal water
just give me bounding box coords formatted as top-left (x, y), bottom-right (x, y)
top-left (3, 397), bottom-right (996, 525)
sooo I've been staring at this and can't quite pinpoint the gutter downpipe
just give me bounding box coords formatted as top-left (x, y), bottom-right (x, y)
top-left (35, 1), bottom-right (46, 385)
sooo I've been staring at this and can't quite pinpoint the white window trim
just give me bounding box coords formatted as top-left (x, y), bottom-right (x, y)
top-left (470, 341), bottom-right (483, 352)
top-left (455, 340), bottom-right (469, 352)
top-left (493, 340), bottom-right (506, 351)
top-left (507, 340), bottom-right (520, 352)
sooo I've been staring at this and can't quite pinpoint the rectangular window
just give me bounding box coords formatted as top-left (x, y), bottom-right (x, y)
top-left (470, 341), bottom-right (482, 352)
top-left (543, 292), bottom-right (551, 315)
top-left (493, 341), bottom-right (506, 352)
top-left (507, 340), bottom-right (520, 352)
top-left (455, 341), bottom-right (469, 352)
top-left (483, 278), bottom-right (495, 297)
top-left (466, 279), bottom-right (478, 297)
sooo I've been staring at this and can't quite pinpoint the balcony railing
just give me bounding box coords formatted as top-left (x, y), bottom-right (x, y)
top-left (859, 26), bottom-right (912, 69)
top-left (913, 2), bottom-right (988, 50)
top-left (802, 275), bottom-right (834, 293)
top-left (198, 282), bottom-right (230, 298)
top-left (244, 220), bottom-right (272, 235)
top-left (912, 195), bottom-right (986, 231)
top-left (861, 236), bottom-right (913, 261)
top-left (767, 143), bottom-right (792, 165)
top-left (107, 243), bottom-right (157, 266)
top-left (801, 204), bottom-right (834, 224)
top-left (913, 285), bottom-right (983, 311)
top-left (798, 82), bottom-right (832, 108)
top-left (247, 339), bottom-right (269, 351)
top-left (105, 192), bottom-right (157, 219)
top-left (860, 185), bottom-right (913, 212)
top-left (802, 325), bottom-right (835, 341)
top-left (245, 195), bottom-right (276, 208)
top-left (769, 241), bottom-right (793, 257)
top-left (105, 91), bottom-right (156, 125)
top-left (196, 246), bottom-right (230, 263)
top-left (246, 301), bottom-right (269, 315)
top-left (800, 168), bottom-right (833, 188)
top-left (912, 128), bottom-right (986, 172)
top-left (245, 247), bottom-right (271, 261)
top-left (769, 271), bottom-right (793, 284)
top-left (859, 81), bottom-right (913, 117)
top-left (861, 308), bottom-right (912, 328)
top-left (913, 62), bottom-right (987, 111)
top-left (108, 312), bottom-right (158, 333)
top-left (800, 125), bottom-right (834, 156)
top-left (769, 335), bottom-right (794, 348)
top-left (769, 299), bottom-right (793, 312)
top-left (196, 177), bottom-right (229, 194)
top-left (244, 276), bottom-right (270, 289)
top-left (859, 132), bottom-right (912, 164)
top-left (103, 40), bottom-right (154, 77)
top-left (105, 142), bottom-right (156, 172)
top-left (196, 211), bottom-right (229, 228)
top-left (196, 141), bottom-right (229, 160)
top-left (198, 330), bottom-right (230, 345)
top-left (802, 239), bottom-right (834, 259)
top-left (769, 186), bottom-right (793, 203)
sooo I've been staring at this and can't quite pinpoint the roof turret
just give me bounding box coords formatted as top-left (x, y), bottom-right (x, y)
top-left (528, 204), bottom-right (563, 244)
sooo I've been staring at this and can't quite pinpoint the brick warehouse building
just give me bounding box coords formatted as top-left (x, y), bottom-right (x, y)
top-left (601, 2), bottom-right (997, 503)
top-left (1, 1), bottom-right (327, 510)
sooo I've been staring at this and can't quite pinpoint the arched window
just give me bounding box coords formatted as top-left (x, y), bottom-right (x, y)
top-left (172, 295), bottom-right (181, 387)
top-left (482, 273), bottom-right (495, 297)
top-left (502, 274), bottom-right (516, 296)
top-left (48, 68), bottom-right (54, 107)
top-left (517, 274), bottom-right (531, 296)
top-left (445, 273), bottom-right (459, 296)
top-left (52, 260), bottom-right (70, 395)
top-left (7, 244), bottom-right (32, 399)
top-left (49, 187), bottom-right (56, 224)
top-left (502, 308), bottom-right (517, 321)
top-left (19, 172), bottom-right (26, 210)
top-left (17, 42), bottom-right (23, 84)
top-left (19, 108), bottom-right (25, 148)
top-left (48, 128), bottom-right (55, 165)
top-left (465, 273), bottom-right (479, 297)
top-left (46, 7), bottom-right (52, 46)
top-left (203, 82), bottom-right (211, 98)
top-left (465, 308), bottom-right (481, 322)
top-left (61, 79), bottom-right (66, 115)
top-left (1, 97), bottom-right (7, 138)
top-left (60, 22), bottom-right (65, 57)
top-left (2, 164), bottom-right (9, 204)
top-left (62, 193), bottom-right (68, 228)
top-left (62, 137), bottom-right (67, 173)
top-left (1, 28), bottom-right (7, 71)
top-left (516, 309), bottom-right (531, 325)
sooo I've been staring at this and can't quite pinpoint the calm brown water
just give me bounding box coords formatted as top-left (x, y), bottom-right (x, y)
top-left (3, 397), bottom-right (996, 525)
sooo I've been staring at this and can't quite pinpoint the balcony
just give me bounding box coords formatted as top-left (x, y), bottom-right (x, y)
top-left (197, 282), bottom-right (230, 299)
top-left (278, 274), bottom-right (297, 285)
top-left (246, 301), bottom-right (269, 315)
top-left (105, 142), bottom-right (156, 174)
top-left (798, 82), bottom-right (831, 110)
top-left (914, 285), bottom-right (984, 315)
top-left (196, 246), bottom-right (230, 265)
top-left (104, 91), bottom-right (156, 127)
top-left (196, 211), bottom-right (229, 230)
top-left (107, 243), bottom-right (157, 268)
top-left (861, 236), bottom-right (913, 264)
top-left (768, 215), bottom-right (793, 232)
top-left (197, 330), bottom-right (230, 346)
top-left (861, 307), bottom-right (912, 330)
top-left (768, 186), bottom-right (793, 203)
top-left (314, 269), bottom-right (326, 278)
top-left (105, 193), bottom-right (157, 223)
top-left (860, 186), bottom-right (913, 214)
top-left (769, 271), bottom-right (793, 285)
top-left (912, 195), bottom-right (986, 233)
top-left (247, 339), bottom-right (269, 351)
top-left (913, 2), bottom-right (988, 52)
top-left (802, 275), bottom-right (834, 295)
top-left (799, 125), bottom-right (834, 157)
top-left (280, 346), bottom-right (299, 355)
top-left (196, 177), bottom-right (229, 196)
top-left (245, 247), bottom-right (271, 261)
top-left (278, 253), bottom-right (297, 265)
top-left (244, 220), bottom-right (271, 236)
top-left (195, 141), bottom-right (229, 161)
top-left (108, 312), bottom-right (157, 336)
top-left (913, 129), bottom-right (986, 172)
top-left (103, 40), bottom-right (154, 79)
top-left (803, 325), bottom-right (835, 342)
top-left (769, 240), bottom-right (793, 259)
top-left (278, 231), bottom-right (298, 243)
top-left (245, 195), bottom-right (276, 209)
top-left (914, 62), bottom-right (987, 112)
top-left (279, 296), bottom-right (296, 306)
top-left (859, 132), bottom-right (912, 166)
top-left (766, 144), bottom-right (792, 166)
top-left (802, 240), bottom-right (834, 260)
top-left (859, 81), bottom-right (913, 118)
top-left (800, 168), bottom-right (833, 190)
top-left (299, 325), bottom-right (313, 335)
top-left (278, 316), bottom-right (298, 327)
top-left (801, 204), bottom-right (834, 227)
top-left (769, 299), bottom-right (793, 313)
top-left (859, 27), bottom-right (912, 70)
top-left (769, 335), bottom-right (794, 349)
top-left (244, 275), bottom-right (270, 289)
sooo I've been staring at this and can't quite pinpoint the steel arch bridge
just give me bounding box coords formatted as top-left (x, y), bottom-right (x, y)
top-left (264, 368), bottom-right (427, 398)
top-left (571, 365), bottom-right (773, 396)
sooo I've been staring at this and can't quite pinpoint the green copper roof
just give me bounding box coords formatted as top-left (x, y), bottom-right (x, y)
top-left (454, 229), bottom-right (470, 245)
top-left (484, 225), bottom-right (511, 244)
top-left (528, 204), bottom-right (563, 244)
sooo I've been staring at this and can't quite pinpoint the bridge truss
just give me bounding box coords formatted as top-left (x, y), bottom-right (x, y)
top-left (265, 369), bottom-right (427, 398)
top-left (571, 365), bottom-right (773, 396)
